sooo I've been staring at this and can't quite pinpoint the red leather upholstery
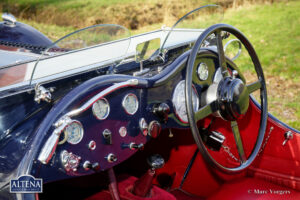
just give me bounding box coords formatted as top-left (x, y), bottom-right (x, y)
top-left (207, 178), bottom-right (300, 200)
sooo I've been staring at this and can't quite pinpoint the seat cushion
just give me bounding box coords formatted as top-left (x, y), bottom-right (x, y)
top-left (207, 177), bottom-right (300, 200)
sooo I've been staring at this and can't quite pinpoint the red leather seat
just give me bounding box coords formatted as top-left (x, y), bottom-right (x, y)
top-left (207, 178), bottom-right (300, 200)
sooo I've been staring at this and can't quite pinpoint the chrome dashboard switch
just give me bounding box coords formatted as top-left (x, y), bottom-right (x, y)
top-left (139, 118), bottom-right (148, 136)
top-left (83, 160), bottom-right (100, 171)
top-left (106, 153), bottom-right (117, 163)
top-left (122, 142), bottom-right (144, 150)
top-left (103, 129), bottom-right (112, 144)
top-left (152, 103), bottom-right (170, 123)
top-left (148, 121), bottom-right (161, 138)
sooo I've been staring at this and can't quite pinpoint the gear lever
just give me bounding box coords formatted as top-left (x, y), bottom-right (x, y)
top-left (132, 154), bottom-right (165, 197)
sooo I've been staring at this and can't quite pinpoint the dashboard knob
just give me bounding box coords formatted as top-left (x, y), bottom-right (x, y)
top-left (139, 118), bottom-right (148, 136)
top-left (148, 121), bottom-right (161, 138)
top-left (106, 153), bottom-right (117, 163)
top-left (83, 161), bottom-right (100, 171)
top-left (152, 103), bottom-right (170, 123)
top-left (122, 142), bottom-right (144, 150)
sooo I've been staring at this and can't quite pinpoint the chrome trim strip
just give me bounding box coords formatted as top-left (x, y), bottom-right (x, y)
top-left (66, 79), bottom-right (138, 117)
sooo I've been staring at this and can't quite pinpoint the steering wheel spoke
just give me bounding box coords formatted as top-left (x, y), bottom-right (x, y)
top-left (186, 24), bottom-right (267, 172)
top-left (231, 121), bottom-right (246, 163)
top-left (247, 80), bottom-right (262, 94)
top-left (195, 101), bottom-right (217, 122)
top-left (215, 30), bottom-right (230, 78)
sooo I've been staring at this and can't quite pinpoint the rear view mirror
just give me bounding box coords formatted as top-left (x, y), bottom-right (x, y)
top-left (135, 38), bottom-right (161, 63)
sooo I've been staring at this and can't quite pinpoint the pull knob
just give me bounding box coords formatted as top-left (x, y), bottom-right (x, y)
top-left (148, 121), bottom-right (161, 138)
top-left (122, 142), bottom-right (144, 150)
top-left (152, 103), bottom-right (170, 123)
top-left (282, 131), bottom-right (293, 146)
top-left (147, 154), bottom-right (165, 170)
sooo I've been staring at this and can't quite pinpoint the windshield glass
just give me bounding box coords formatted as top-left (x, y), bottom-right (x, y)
top-left (0, 24), bottom-right (131, 91)
top-left (30, 24), bottom-right (131, 84)
top-left (160, 4), bottom-right (223, 53)
top-left (0, 5), bottom-right (223, 92)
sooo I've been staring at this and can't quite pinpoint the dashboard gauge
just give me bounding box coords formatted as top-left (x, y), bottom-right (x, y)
top-left (172, 80), bottom-right (199, 123)
top-left (122, 93), bottom-right (139, 115)
top-left (65, 120), bottom-right (84, 145)
top-left (197, 62), bottom-right (209, 81)
top-left (92, 98), bottom-right (110, 120)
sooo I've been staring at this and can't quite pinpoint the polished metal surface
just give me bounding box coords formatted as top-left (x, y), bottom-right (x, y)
top-left (2, 13), bottom-right (16, 26)
top-left (148, 121), bottom-right (161, 138)
top-left (122, 93), bottom-right (139, 115)
top-left (282, 131), bottom-right (294, 146)
top-left (217, 77), bottom-right (249, 121)
top-left (139, 118), bottom-right (148, 136)
top-left (65, 120), bottom-right (84, 145)
top-left (106, 153), bottom-right (117, 163)
top-left (224, 39), bottom-right (242, 61)
top-left (92, 98), bottom-right (110, 120)
top-left (60, 150), bottom-right (81, 172)
top-left (197, 62), bottom-right (209, 81)
top-left (147, 154), bottom-right (165, 169)
top-left (119, 126), bottom-right (127, 137)
top-left (34, 85), bottom-right (52, 103)
top-left (88, 140), bottom-right (96, 150)
top-left (66, 79), bottom-right (139, 117)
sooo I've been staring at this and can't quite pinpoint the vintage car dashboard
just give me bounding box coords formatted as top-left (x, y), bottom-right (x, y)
top-left (32, 48), bottom-right (240, 183)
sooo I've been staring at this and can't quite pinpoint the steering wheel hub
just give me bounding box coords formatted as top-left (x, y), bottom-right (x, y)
top-left (217, 77), bottom-right (249, 121)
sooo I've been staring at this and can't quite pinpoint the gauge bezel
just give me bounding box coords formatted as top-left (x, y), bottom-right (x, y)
top-left (172, 80), bottom-right (199, 124)
top-left (65, 120), bottom-right (84, 145)
top-left (197, 62), bottom-right (209, 81)
top-left (92, 98), bottom-right (110, 120)
top-left (122, 93), bottom-right (139, 115)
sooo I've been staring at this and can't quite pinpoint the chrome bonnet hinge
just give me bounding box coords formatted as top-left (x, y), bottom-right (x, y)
top-left (34, 84), bottom-right (54, 103)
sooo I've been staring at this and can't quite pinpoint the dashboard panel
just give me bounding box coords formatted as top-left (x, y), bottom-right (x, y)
top-left (35, 49), bottom-right (229, 183)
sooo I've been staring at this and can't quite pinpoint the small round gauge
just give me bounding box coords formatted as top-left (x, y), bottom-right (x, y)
top-left (92, 98), bottom-right (110, 120)
top-left (122, 93), bottom-right (139, 115)
top-left (197, 62), bottom-right (209, 81)
top-left (65, 121), bottom-right (84, 145)
top-left (172, 80), bottom-right (199, 123)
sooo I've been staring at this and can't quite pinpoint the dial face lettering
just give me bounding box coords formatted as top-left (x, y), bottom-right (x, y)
top-left (65, 121), bottom-right (84, 145)
top-left (197, 62), bottom-right (209, 81)
top-left (122, 93), bottom-right (139, 115)
top-left (172, 80), bottom-right (199, 123)
top-left (92, 98), bottom-right (110, 120)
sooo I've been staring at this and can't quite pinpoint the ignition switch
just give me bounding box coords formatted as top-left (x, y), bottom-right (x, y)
top-left (152, 103), bottom-right (170, 123)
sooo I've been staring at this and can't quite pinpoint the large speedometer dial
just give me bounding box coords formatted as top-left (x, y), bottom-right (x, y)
top-left (92, 98), bottom-right (110, 120)
top-left (65, 121), bottom-right (84, 145)
top-left (122, 93), bottom-right (139, 115)
top-left (172, 80), bottom-right (199, 123)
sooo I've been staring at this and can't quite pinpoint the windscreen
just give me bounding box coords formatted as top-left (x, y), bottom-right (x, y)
top-left (30, 24), bottom-right (131, 84)
top-left (160, 4), bottom-right (223, 53)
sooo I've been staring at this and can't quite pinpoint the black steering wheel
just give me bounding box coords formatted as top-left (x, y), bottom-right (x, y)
top-left (185, 23), bottom-right (268, 173)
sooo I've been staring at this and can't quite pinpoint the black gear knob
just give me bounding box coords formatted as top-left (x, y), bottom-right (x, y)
top-left (147, 154), bottom-right (165, 170)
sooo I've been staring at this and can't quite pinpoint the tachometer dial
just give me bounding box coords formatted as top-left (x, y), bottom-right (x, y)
top-left (65, 121), bottom-right (84, 145)
top-left (92, 98), bottom-right (110, 120)
top-left (122, 93), bottom-right (139, 115)
top-left (172, 80), bottom-right (199, 123)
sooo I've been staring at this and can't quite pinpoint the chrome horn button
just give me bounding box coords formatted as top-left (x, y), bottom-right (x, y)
top-left (217, 77), bottom-right (249, 121)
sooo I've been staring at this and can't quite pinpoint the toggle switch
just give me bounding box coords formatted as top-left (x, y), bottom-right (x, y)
top-left (122, 142), bottom-right (144, 150)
